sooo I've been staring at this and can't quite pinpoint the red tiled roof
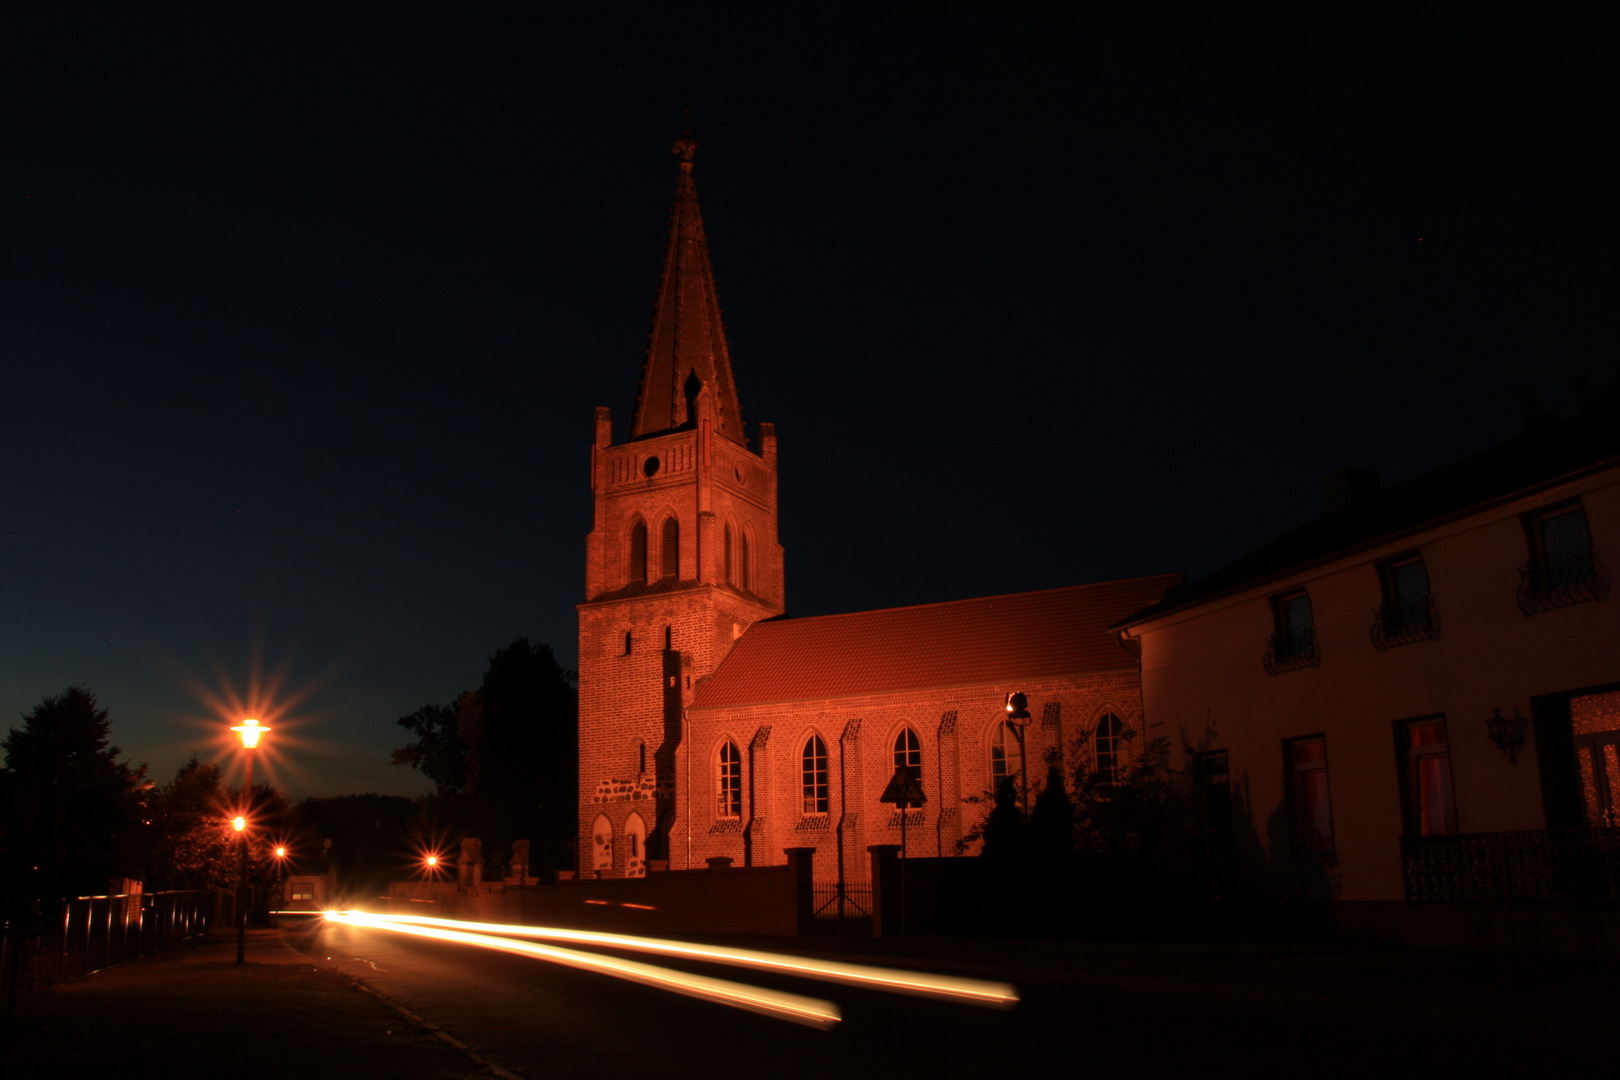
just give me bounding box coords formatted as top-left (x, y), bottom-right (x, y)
top-left (690, 575), bottom-right (1179, 710)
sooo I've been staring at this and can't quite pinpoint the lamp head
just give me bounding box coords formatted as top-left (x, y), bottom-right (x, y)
top-left (231, 718), bottom-right (269, 748)
top-left (232, 816), bottom-right (246, 832)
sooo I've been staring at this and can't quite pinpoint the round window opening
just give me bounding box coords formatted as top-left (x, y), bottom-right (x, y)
top-left (643, 456), bottom-right (661, 478)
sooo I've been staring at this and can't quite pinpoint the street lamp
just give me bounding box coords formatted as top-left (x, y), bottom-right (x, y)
top-left (230, 717), bottom-right (269, 966)
top-left (1004, 691), bottom-right (1031, 816)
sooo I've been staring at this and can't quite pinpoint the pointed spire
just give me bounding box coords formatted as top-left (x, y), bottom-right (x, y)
top-left (631, 134), bottom-right (746, 444)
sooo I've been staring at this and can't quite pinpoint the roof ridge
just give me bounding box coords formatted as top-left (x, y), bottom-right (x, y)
top-left (741, 574), bottom-right (1182, 628)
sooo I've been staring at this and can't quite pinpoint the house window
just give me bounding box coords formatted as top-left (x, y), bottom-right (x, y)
top-left (1285, 735), bottom-right (1334, 854)
top-left (801, 735), bottom-right (829, 814)
top-left (1265, 591), bottom-right (1318, 674)
top-left (1195, 750), bottom-right (1234, 856)
top-left (1372, 554), bottom-right (1438, 649)
top-left (290, 884), bottom-right (315, 901)
top-left (1398, 718), bottom-right (1457, 836)
top-left (660, 516), bottom-right (680, 580)
top-left (629, 520), bottom-right (648, 585)
top-left (1518, 502), bottom-right (1607, 613)
top-left (893, 728), bottom-right (921, 783)
top-left (990, 722), bottom-right (1023, 785)
top-left (1093, 713), bottom-right (1125, 784)
top-left (717, 741), bottom-right (742, 818)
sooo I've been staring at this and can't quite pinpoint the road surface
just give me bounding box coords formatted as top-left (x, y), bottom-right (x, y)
top-left (289, 917), bottom-right (1612, 1079)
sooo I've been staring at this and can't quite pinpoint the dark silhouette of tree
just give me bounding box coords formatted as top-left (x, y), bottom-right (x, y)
top-left (392, 638), bottom-right (577, 876)
top-left (0, 687), bottom-right (146, 906)
top-left (1030, 763), bottom-right (1075, 859)
top-left (978, 777), bottom-right (1027, 869)
top-left (137, 757), bottom-right (236, 891)
top-left (391, 700), bottom-right (470, 798)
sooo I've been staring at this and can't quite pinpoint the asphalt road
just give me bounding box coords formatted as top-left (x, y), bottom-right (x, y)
top-left (289, 920), bottom-right (1614, 1079)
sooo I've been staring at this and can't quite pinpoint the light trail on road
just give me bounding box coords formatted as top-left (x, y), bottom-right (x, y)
top-left (323, 910), bottom-right (841, 1029)
top-left (358, 911), bottom-right (1020, 1009)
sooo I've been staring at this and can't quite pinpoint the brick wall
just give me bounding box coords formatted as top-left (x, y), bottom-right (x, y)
top-left (671, 670), bottom-right (1147, 885)
top-left (577, 404), bottom-right (784, 879)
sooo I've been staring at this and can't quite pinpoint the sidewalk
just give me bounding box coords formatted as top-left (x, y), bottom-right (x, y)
top-left (4, 926), bottom-right (492, 1080)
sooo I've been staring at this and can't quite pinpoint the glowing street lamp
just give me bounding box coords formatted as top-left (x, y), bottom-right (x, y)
top-left (230, 717), bottom-right (269, 966)
top-left (231, 717), bottom-right (268, 748)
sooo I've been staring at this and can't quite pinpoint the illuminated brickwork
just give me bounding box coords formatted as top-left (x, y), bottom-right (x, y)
top-left (576, 137), bottom-right (784, 877)
top-left (577, 140), bottom-right (1170, 883)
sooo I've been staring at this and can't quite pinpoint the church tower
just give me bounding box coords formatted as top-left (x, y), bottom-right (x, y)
top-left (576, 136), bottom-right (785, 877)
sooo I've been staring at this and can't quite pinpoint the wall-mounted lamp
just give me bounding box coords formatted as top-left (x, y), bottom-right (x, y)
top-left (1485, 707), bottom-right (1529, 765)
top-left (1004, 691), bottom-right (1030, 724)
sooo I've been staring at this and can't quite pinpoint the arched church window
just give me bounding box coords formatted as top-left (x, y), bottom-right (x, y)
top-left (739, 528), bottom-right (752, 591)
top-left (661, 516), bottom-right (680, 580)
top-left (723, 521), bottom-right (735, 584)
top-left (893, 728), bottom-right (922, 783)
top-left (802, 735), bottom-right (829, 814)
top-left (629, 520), bottom-right (648, 585)
top-left (1094, 713), bottom-right (1125, 784)
top-left (991, 722), bottom-right (1024, 785)
top-left (623, 631), bottom-right (632, 656)
top-left (717, 741), bottom-right (742, 818)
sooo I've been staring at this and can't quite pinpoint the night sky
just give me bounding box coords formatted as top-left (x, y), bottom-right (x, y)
top-left (2, 7), bottom-right (1612, 800)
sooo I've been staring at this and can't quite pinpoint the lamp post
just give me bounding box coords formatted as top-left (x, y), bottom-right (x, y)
top-left (1005, 692), bottom-right (1031, 816)
top-left (230, 718), bottom-right (269, 966)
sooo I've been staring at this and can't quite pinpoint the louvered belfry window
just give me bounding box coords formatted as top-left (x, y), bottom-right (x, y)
top-left (661, 516), bottom-right (680, 580)
top-left (629, 520), bottom-right (648, 584)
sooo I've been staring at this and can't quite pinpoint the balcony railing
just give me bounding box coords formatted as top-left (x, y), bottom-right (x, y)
top-left (1401, 829), bottom-right (1620, 905)
top-left (1516, 548), bottom-right (1610, 615)
top-left (1262, 626), bottom-right (1318, 675)
top-left (1370, 596), bottom-right (1440, 650)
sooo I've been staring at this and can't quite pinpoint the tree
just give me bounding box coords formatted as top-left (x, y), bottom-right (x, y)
top-left (0, 687), bottom-right (146, 906)
top-left (136, 757), bottom-right (238, 892)
top-left (392, 638), bottom-right (578, 875)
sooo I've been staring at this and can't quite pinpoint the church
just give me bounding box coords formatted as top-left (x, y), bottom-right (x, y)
top-left (574, 137), bottom-right (1175, 893)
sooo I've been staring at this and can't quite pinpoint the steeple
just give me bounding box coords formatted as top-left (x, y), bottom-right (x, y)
top-left (631, 134), bottom-right (746, 444)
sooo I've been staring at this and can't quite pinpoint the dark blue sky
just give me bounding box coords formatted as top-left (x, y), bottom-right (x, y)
top-left (2, 7), bottom-right (1612, 799)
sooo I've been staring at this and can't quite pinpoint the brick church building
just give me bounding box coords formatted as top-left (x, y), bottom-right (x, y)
top-left (576, 137), bottom-right (1176, 892)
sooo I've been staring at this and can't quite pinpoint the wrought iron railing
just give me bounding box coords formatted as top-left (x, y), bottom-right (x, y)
top-left (1263, 626), bottom-right (1318, 675)
top-left (811, 883), bottom-right (872, 922)
top-left (1516, 549), bottom-right (1610, 615)
top-left (1370, 596), bottom-right (1440, 650)
top-left (1401, 829), bottom-right (1620, 905)
top-left (3, 891), bottom-right (213, 1010)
